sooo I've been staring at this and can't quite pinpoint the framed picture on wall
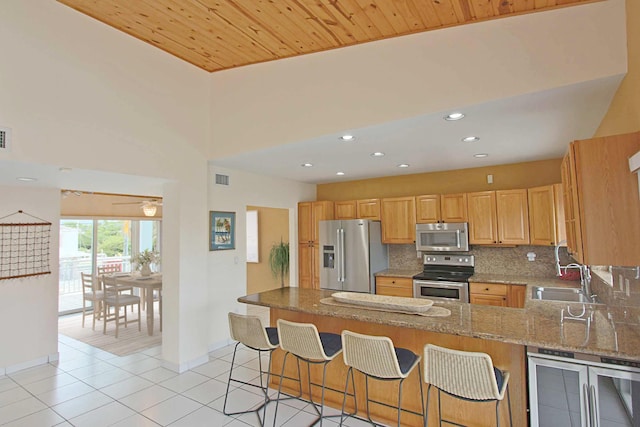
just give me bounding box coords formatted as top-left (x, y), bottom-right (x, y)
top-left (210, 211), bottom-right (236, 251)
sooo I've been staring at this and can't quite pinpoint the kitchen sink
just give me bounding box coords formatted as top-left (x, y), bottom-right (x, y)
top-left (531, 286), bottom-right (601, 304)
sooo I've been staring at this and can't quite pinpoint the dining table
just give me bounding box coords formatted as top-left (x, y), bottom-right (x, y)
top-left (113, 273), bottom-right (162, 336)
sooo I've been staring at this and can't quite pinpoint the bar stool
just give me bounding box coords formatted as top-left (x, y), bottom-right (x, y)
top-left (340, 330), bottom-right (424, 427)
top-left (224, 313), bottom-right (284, 426)
top-left (273, 319), bottom-right (344, 426)
top-left (423, 344), bottom-right (512, 427)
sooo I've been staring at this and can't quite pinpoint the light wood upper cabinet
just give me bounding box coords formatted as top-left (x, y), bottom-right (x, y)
top-left (335, 199), bottom-right (381, 220)
top-left (416, 193), bottom-right (467, 224)
top-left (467, 191), bottom-right (498, 244)
top-left (561, 132), bottom-right (640, 266)
top-left (468, 190), bottom-right (529, 245)
top-left (553, 184), bottom-right (567, 246)
top-left (415, 195), bottom-right (440, 223)
top-left (335, 200), bottom-right (357, 220)
top-left (311, 201), bottom-right (334, 242)
top-left (561, 149), bottom-right (584, 263)
top-left (298, 202), bottom-right (313, 244)
top-left (381, 197), bottom-right (416, 244)
top-left (528, 184), bottom-right (566, 246)
top-left (441, 193), bottom-right (468, 222)
top-left (357, 198), bottom-right (381, 220)
top-left (496, 189), bottom-right (530, 245)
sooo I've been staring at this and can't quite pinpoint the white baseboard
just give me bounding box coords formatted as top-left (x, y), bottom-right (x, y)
top-left (208, 338), bottom-right (234, 353)
top-left (162, 353), bottom-right (209, 373)
top-left (3, 352), bottom-right (59, 375)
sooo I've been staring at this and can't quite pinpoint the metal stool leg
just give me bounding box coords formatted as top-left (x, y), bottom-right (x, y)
top-left (438, 388), bottom-right (442, 427)
top-left (272, 351), bottom-right (290, 427)
top-left (223, 342), bottom-right (241, 416)
top-left (507, 385), bottom-right (513, 427)
top-left (224, 343), bottom-right (279, 426)
top-left (397, 378), bottom-right (405, 426)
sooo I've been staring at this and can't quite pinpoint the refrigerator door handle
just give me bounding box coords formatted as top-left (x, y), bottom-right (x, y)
top-left (583, 383), bottom-right (592, 427)
top-left (590, 384), bottom-right (598, 427)
top-left (336, 229), bottom-right (342, 282)
top-left (339, 228), bottom-right (345, 282)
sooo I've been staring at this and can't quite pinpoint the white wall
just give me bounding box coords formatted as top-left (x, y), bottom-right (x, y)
top-left (208, 0), bottom-right (627, 158)
top-left (0, 0), bottom-right (210, 370)
top-left (0, 186), bottom-right (59, 373)
top-left (207, 166), bottom-right (315, 347)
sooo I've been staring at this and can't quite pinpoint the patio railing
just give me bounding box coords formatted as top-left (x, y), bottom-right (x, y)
top-left (59, 255), bottom-right (132, 296)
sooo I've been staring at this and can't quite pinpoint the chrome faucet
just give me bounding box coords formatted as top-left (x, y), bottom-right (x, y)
top-left (554, 240), bottom-right (594, 299)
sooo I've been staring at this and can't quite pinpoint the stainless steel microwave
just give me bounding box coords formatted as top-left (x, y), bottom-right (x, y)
top-left (415, 222), bottom-right (469, 252)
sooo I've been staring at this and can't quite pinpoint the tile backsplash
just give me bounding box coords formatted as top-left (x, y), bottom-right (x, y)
top-left (389, 244), bottom-right (575, 278)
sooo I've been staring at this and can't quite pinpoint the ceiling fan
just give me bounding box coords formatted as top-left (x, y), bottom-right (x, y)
top-left (112, 199), bottom-right (163, 216)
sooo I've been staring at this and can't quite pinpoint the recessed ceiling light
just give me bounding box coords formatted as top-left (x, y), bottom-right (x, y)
top-left (336, 172), bottom-right (345, 176)
top-left (301, 163), bottom-right (313, 167)
top-left (59, 167), bottom-right (72, 172)
top-left (444, 112), bottom-right (465, 121)
top-left (339, 135), bottom-right (355, 141)
top-left (371, 152), bottom-right (385, 157)
top-left (462, 136), bottom-right (480, 143)
top-left (474, 153), bottom-right (489, 158)
top-left (397, 164), bottom-right (410, 168)
top-left (16, 177), bottom-right (37, 182)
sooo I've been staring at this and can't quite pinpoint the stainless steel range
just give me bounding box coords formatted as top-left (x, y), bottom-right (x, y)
top-left (413, 254), bottom-right (475, 302)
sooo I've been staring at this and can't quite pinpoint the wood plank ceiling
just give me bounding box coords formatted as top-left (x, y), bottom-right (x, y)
top-left (58, 0), bottom-right (599, 73)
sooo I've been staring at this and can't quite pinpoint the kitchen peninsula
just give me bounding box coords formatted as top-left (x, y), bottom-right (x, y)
top-left (239, 286), bottom-right (639, 427)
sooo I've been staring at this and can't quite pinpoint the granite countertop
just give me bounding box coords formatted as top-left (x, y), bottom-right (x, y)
top-left (376, 270), bottom-right (578, 287)
top-left (469, 273), bottom-right (576, 287)
top-left (374, 269), bottom-right (421, 278)
top-left (239, 287), bottom-right (640, 361)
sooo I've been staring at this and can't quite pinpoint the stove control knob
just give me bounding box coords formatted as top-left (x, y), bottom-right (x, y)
top-left (458, 258), bottom-right (463, 262)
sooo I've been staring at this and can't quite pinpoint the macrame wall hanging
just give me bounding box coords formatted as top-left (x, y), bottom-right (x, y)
top-left (0, 210), bottom-right (52, 280)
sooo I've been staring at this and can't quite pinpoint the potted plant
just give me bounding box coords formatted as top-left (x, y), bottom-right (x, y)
top-left (268, 239), bottom-right (290, 287)
top-left (132, 249), bottom-right (160, 276)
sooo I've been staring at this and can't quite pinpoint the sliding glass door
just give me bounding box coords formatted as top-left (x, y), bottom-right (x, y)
top-left (59, 218), bottom-right (161, 315)
top-left (59, 219), bottom-right (94, 314)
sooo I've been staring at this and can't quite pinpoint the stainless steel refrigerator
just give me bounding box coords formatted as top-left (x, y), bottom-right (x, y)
top-left (318, 219), bottom-right (388, 293)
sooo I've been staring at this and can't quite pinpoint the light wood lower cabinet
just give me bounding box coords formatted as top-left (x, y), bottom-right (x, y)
top-left (508, 284), bottom-right (526, 309)
top-left (470, 282), bottom-right (525, 308)
top-left (470, 283), bottom-right (508, 307)
top-left (375, 276), bottom-right (413, 297)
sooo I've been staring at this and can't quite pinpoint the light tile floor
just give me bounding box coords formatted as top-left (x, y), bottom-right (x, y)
top-left (0, 335), bottom-right (375, 427)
